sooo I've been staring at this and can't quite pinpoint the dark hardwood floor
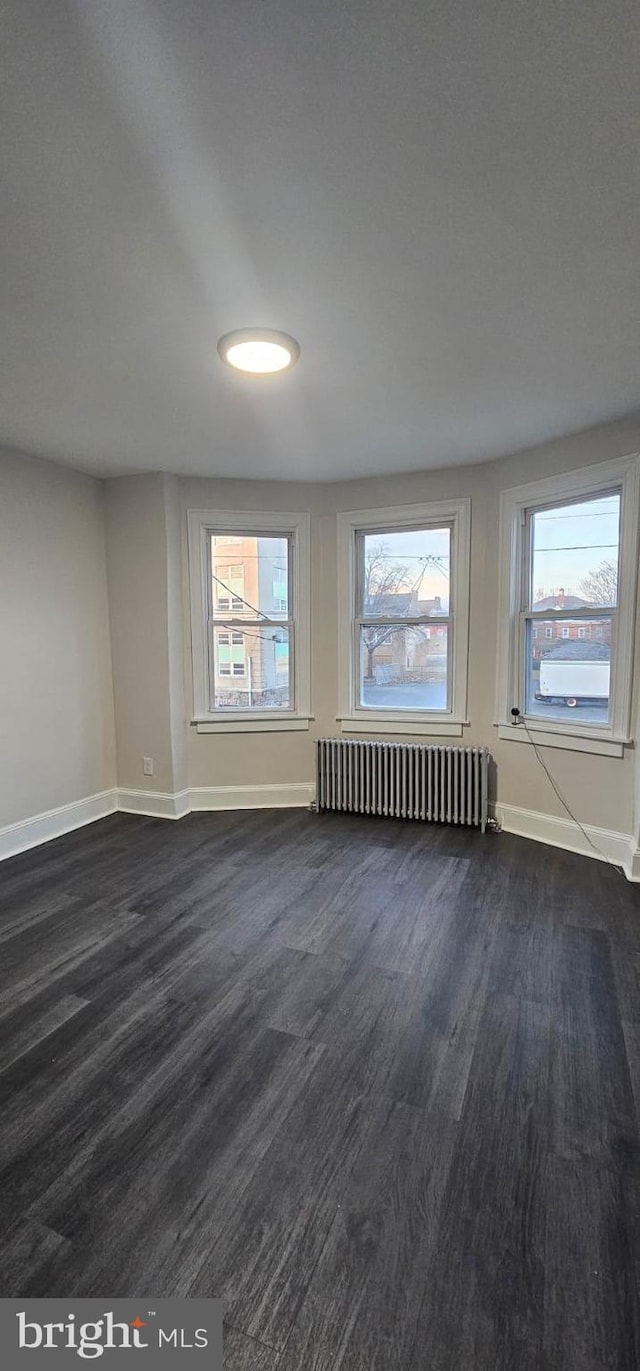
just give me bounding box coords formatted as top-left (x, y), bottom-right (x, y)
top-left (0, 808), bottom-right (639, 1369)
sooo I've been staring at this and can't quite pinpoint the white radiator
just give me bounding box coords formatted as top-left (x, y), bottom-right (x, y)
top-left (315, 738), bottom-right (489, 832)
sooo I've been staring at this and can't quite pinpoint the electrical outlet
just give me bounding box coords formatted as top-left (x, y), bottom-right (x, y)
top-left (143, 757), bottom-right (154, 776)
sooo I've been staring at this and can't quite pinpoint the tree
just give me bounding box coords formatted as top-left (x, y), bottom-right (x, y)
top-left (578, 559), bottom-right (618, 606)
top-left (361, 541), bottom-right (443, 681)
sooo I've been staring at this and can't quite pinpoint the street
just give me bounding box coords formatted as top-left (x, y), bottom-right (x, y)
top-left (361, 681), bottom-right (609, 726)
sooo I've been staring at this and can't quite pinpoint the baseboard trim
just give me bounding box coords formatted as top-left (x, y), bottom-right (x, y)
top-left (188, 783), bottom-right (315, 812)
top-left (3, 785), bottom-right (635, 881)
top-left (117, 784), bottom-right (314, 817)
top-left (626, 846), bottom-right (640, 881)
top-left (117, 788), bottom-right (191, 820)
top-left (493, 801), bottom-right (637, 880)
top-left (0, 789), bottom-right (118, 862)
top-left (0, 783), bottom-right (315, 861)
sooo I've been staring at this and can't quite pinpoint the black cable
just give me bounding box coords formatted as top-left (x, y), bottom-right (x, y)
top-left (513, 712), bottom-right (624, 877)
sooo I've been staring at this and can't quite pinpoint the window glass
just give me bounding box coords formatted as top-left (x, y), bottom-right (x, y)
top-left (359, 624), bottom-right (448, 710)
top-left (211, 537), bottom-right (289, 620)
top-left (356, 526), bottom-right (451, 712)
top-left (212, 622), bottom-right (290, 711)
top-left (361, 528), bottom-right (450, 618)
top-left (530, 494), bottom-right (620, 610)
top-left (525, 618), bottom-right (612, 723)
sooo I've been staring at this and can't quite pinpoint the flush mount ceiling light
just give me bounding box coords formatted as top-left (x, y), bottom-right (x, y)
top-left (217, 328), bottom-right (300, 375)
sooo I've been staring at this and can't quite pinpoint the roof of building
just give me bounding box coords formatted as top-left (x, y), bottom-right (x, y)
top-left (532, 594), bottom-right (590, 610)
top-left (366, 591), bottom-right (414, 616)
top-left (416, 596), bottom-right (444, 615)
top-left (543, 640), bottom-right (610, 662)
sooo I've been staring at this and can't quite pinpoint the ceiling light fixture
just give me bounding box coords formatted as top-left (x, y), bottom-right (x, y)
top-left (217, 328), bottom-right (300, 375)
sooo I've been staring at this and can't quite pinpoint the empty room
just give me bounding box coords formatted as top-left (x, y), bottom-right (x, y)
top-left (1, 1), bottom-right (639, 1367)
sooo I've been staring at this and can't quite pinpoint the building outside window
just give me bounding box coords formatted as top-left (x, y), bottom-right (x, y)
top-left (188, 510), bottom-right (311, 732)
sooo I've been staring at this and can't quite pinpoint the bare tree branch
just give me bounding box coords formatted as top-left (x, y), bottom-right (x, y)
top-left (578, 559), bottom-right (618, 606)
top-left (361, 540), bottom-right (445, 678)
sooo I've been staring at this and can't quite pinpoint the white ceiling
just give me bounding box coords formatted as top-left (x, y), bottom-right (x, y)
top-left (1, 0), bottom-right (639, 481)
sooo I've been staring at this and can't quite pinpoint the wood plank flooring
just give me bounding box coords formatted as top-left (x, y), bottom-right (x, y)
top-left (0, 808), bottom-right (639, 1368)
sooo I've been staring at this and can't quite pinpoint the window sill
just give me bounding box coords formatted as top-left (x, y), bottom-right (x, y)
top-left (193, 715), bottom-right (313, 735)
top-left (495, 722), bottom-right (628, 758)
top-left (338, 715), bottom-right (466, 738)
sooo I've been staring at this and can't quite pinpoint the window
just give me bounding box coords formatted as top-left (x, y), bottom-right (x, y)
top-left (188, 509), bottom-right (311, 732)
top-left (337, 499), bottom-right (471, 736)
top-left (496, 455), bottom-right (640, 754)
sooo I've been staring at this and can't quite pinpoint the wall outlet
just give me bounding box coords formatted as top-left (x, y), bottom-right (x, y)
top-left (143, 757), bottom-right (154, 776)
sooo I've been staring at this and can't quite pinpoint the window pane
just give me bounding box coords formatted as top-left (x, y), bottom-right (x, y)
top-left (213, 626), bottom-right (290, 710)
top-left (360, 528), bottom-right (450, 618)
top-left (525, 617), bottom-right (612, 724)
top-left (530, 494), bottom-right (620, 611)
top-left (359, 624), bottom-right (448, 710)
top-left (212, 535), bottom-right (289, 619)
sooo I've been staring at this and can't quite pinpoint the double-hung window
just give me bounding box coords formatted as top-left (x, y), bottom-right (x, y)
top-left (337, 500), bottom-right (471, 736)
top-left (188, 510), bottom-right (311, 732)
top-left (496, 454), bottom-right (640, 755)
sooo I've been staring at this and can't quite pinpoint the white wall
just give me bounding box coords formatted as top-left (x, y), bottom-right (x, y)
top-left (0, 448), bottom-right (116, 829)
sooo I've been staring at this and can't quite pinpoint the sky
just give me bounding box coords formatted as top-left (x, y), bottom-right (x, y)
top-left (531, 493), bottom-right (620, 599)
top-left (365, 493), bottom-right (620, 610)
top-left (364, 527), bottom-right (451, 606)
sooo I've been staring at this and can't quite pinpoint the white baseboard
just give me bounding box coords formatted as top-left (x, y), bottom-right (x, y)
top-left (0, 789), bottom-right (118, 862)
top-left (626, 846), bottom-right (640, 881)
top-left (118, 783), bottom-right (314, 817)
top-left (493, 801), bottom-right (637, 879)
top-left (0, 783), bottom-right (314, 862)
top-left (189, 782), bottom-right (315, 811)
top-left (2, 785), bottom-right (636, 883)
top-left (117, 788), bottom-right (191, 820)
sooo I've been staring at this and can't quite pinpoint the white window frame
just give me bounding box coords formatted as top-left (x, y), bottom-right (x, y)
top-left (187, 509), bottom-right (311, 733)
top-left (495, 454), bottom-right (640, 757)
top-left (337, 499), bottom-right (471, 737)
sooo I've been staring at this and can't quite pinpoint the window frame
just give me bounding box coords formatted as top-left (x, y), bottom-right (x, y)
top-left (187, 508), bottom-right (311, 733)
top-left (495, 455), bottom-right (640, 756)
top-left (337, 499), bottom-right (471, 737)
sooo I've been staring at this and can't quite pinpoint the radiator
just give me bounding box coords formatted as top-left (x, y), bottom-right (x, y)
top-left (315, 738), bottom-right (489, 832)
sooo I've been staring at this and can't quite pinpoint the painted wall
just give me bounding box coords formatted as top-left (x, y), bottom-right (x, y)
top-left (0, 447), bottom-right (116, 827)
top-left (104, 473), bottom-right (185, 796)
top-left (177, 413), bottom-right (640, 838)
